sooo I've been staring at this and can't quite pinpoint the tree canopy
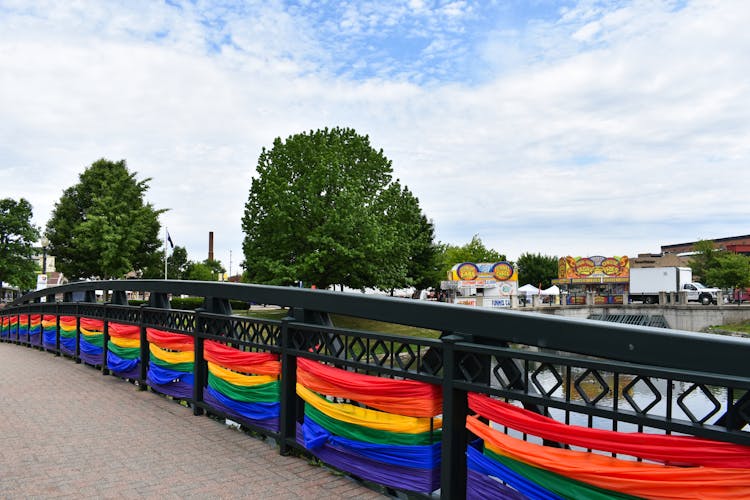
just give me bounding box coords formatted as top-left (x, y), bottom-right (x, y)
top-left (46, 159), bottom-right (165, 280)
top-left (688, 239), bottom-right (720, 283)
top-left (242, 127), bottom-right (434, 290)
top-left (704, 252), bottom-right (750, 291)
top-left (516, 252), bottom-right (558, 289)
top-left (436, 235), bottom-right (507, 280)
top-left (0, 198), bottom-right (40, 290)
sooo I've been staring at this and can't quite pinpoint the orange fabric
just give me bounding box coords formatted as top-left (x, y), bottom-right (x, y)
top-left (30, 314), bottom-right (41, 323)
top-left (297, 358), bottom-right (442, 417)
top-left (203, 340), bottom-right (280, 376)
top-left (108, 322), bottom-right (141, 339)
top-left (467, 416), bottom-right (750, 500)
top-left (469, 393), bottom-right (750, 468)
top-left (146, 328), bottom-right (194, 351)
top-left (80, 318), bottom-right (103, 331)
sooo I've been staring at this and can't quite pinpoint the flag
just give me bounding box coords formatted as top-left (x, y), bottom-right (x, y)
top-left (167, 231), bottom-right (174, 249)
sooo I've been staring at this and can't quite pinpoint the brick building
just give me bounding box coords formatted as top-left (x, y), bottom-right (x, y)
top-left (661, 234), bottom-right (750, 256)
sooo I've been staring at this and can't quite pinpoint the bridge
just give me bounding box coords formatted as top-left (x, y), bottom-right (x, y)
top-left (2, 280), bottom-right (749, 499)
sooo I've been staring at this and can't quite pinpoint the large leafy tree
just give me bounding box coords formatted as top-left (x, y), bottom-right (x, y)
top-left (46, 159), bottom-right (165, 280)
top-left (436, 235), bottom-right (507, 280)
top-left (689, 239), bottom-right (722, 282)
top-left (516, 252), bottom-right (558, 289)
top-left (166, 246), bottom-right (189, 279)
top-left (242, 127), bottom-right (433, 290)
top-left (0, 198), bottom-right (40, 290)
top-left (704, 252), bottom-right (750, 291)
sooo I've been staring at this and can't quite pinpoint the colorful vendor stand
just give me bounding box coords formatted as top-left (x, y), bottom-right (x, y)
top-left (440, 262), bottom-right (518, 308)
top-left (553, 255), bottom-right (630, 305)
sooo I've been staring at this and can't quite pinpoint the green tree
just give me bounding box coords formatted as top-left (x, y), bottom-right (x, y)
top-left (185, 258), bottom-right (225, 281)
top-left (704, 253), bottom-right (750, 291)
top-left (436, 235), bottom-right (507, 279)
top-left (242, 127), bottom-right (432, 290)
top-left (516, 252), bottom-right (558, 289)
top-left (46, 158), bottom-right (165, 280)
top-left (0, 198), bottom-right (40, 290)
top-left (167, 246), bottom-right (189, 279)
top-left (689, 239), bottom-right (723, 282)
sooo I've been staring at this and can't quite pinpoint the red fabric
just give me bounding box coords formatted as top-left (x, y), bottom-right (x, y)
top-left (297, 358), bottom-right (442, 417)
top-left (108, 322), bottom-right (141, 339)
top-left (468, 392), bottom-right (750, 468)
top-left (203, 340), bottom-right (280, 376)
top-left (43, 315), bottom-right (56, 322)
top-left (30, 314), bottom-right (41, 322)
top-left (80, 317), bottom-right (104, 331)
top-left (146, 327), bottom-right (194, 351)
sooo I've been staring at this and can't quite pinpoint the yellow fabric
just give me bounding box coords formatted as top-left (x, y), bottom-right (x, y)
top-left (80, 327), bottom-right (103, 337)
top-left (149, 343), bottom-right (193, 364)
top-left (109, 336), bottom-right (140, 348)
top-left (207, 362), bottom-right (278, 386)
top-left (296, 383), bottom-right (440, 434)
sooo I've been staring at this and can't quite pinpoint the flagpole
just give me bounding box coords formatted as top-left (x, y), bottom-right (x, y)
top-left (164, 226), bottom-right (168, 280)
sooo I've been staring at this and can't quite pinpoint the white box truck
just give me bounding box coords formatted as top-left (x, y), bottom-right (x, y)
top-left (629, 267), bottom-right (719, 305)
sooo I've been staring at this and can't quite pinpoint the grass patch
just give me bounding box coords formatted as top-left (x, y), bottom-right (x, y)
top-left (235, 307), bottom-right (439, 338)
top-left (709, 321), bottom-right (750, 336)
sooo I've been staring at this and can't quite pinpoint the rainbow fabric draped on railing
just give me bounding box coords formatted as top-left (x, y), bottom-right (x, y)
top-left (17, 314), bottom-right (29, 341)
top-left (146, 328), bottom-right (194, 399)
top-left (465, 392), bottom-right (750, 500)
top-left (42, 314), bottom-right (57, 350)
top-left (78, 318), bottom-right (104, 366)
top-left (28, 314), bottom-right (42, 346)
top-left (107, 322), bottom-right (141, 379)
top-left (201, 339), bottom-right (281, 432)
top-left (0, 316), bottom-right (11, 339)
top-left (296, 357), bottom-right (442, 494)
top-left (59, 316), bottom-right (77, 355)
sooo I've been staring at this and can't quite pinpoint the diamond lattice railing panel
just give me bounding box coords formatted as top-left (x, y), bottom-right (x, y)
top-left (623, 376), bottom-right (662, 414)
top-left (531, 363), bottom-right (563, 397)
top-left (573, 369), bottom-right (610, 406)
top-left (677, 383), bottom-right (722, 424)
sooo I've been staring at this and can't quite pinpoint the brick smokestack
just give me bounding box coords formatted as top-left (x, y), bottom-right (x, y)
top-left (208, 231), bottom-right (214, 261)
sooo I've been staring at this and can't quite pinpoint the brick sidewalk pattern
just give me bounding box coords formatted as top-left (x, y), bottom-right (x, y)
top-left (0, 343), bottom-right (386, 499)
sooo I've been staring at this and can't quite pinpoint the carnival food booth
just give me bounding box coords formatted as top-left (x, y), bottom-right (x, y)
top-left (440, 261), bottom-right (518, 308)
top-left (552, 256), bottom-right (629, 305)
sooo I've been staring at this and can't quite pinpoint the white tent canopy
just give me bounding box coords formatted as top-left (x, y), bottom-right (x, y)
top-left (518, 284), bottom-right (540, 296)
top-left (541, 285), bottom-right (560, 295)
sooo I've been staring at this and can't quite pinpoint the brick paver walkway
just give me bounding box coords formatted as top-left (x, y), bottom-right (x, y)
top-left (0, 343), bottom-right (386, 499)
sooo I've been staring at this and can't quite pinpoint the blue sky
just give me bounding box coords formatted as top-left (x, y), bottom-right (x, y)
top-left (0, 0), bottom-right (748, 275)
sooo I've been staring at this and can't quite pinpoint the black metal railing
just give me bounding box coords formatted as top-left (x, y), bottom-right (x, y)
top-left (1, 279), bottom-right (749, 499)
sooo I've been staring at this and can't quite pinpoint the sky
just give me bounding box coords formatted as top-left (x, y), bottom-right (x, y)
top-left (1, 0), bottom-right (749, 276)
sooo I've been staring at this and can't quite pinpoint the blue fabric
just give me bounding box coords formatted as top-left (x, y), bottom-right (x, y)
top-left (204, 386), bottom-right (279, 420)
top-left (107, 351), bottom-right (139, 373)
top-left (60, 336), bottom-right (76, 352)
top-left (302, 418), bottom-right (440, 469)
top-left (467, 443), bottom-right (562, 500)
top-left (43, 328), bottom-right (56, 347)
top-left (79, 338), bottom-right (103, 355)
top-left (147, 362), bottom-right (194, 385)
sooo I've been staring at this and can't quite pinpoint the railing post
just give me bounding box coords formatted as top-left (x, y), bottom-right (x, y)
top-left (441, 332), bottom-right (468, 500)
top-left (102, 303), bottom-right (110, 376)
top-left (138, 304), bottom-right (149, 390)
top-left (74, 303), bottom-right (81, 363)
top-left (55, 302), bottom-right (61, 356)
top-left (194, 297), bottom-right (231, 417)
top-left (278, 313), bottom-right (299, 455)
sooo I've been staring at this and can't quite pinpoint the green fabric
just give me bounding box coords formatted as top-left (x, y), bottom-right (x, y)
top-left (80, 333), bottom-right (103, 347)
top-left (149, 353), bottom-right (194, 372)
top-left (305, 403), bottom-right (440, 446)
top-left (484, 448), bottom-right (642, 500)
top-left (60, 327), bottom-right (76, 338)
top-left (107, 341), bottom-right (140, 359)
top-left (207, 372), bottom-right (279, 403)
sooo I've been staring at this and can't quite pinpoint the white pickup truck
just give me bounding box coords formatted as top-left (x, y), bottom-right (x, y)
top-left (681, 282), bottom-right (721, 305)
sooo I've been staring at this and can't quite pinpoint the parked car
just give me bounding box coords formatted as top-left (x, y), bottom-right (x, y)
top-left (732, 288), bottom-right (750, 303)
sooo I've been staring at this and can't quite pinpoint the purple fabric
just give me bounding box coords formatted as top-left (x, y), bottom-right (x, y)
top-left (111, 363), bottom-right (141, 380)
top-left (467, 468), bottom-right (529, 500)
top-left (295, 424), bottom-right (440, 494)
top-left (79, 351), bottom-right (103, 367)
top-left (203, 390), bottom-right (279, 433)
top-left (147, 379), bottom-right (194, 400)
top-left (29, 333), bottom-right (42, 346)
